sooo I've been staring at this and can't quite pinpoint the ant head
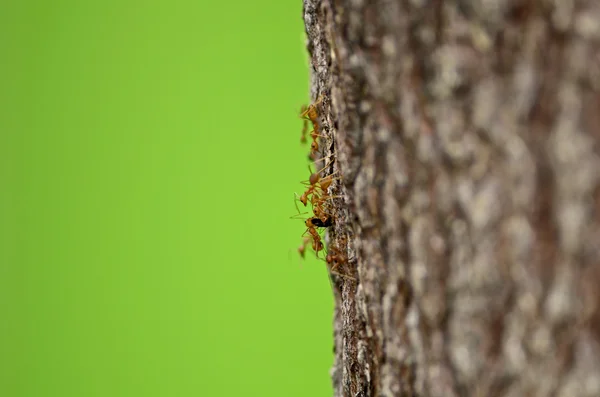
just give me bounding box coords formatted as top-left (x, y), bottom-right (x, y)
top-left (311, 141), bottom-right (319, 152)
top-left (300, 193), bottom-right (308, 206)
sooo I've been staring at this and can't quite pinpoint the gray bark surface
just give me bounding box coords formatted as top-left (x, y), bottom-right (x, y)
top-left (302, 1), bottom-right (600, 396)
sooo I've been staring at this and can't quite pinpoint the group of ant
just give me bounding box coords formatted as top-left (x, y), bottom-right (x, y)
top-left (293, 96), bottom-right (349, 276)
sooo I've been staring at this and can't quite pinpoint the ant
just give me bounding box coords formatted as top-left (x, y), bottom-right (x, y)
top-left (293, 189), bottom-right (339, 227)
top-left (325, 236), bottom-right (348, 272)
top-left (322, 236), bottom-right (356, 280)
top-left (311, 197), bottom-right (331, 223)
top-left (310, 191), bottom-right (345, 223)
top-left (303, 216), bottom-right (332, 258)
top-left (299, 166), bottom-right (340, 206)
top-left (299, 173), bottom-right (341, 210)
top-left (326, 250), bottom-right (344, 272)
top-left (290, 212), bottom-right (323, 258)
top-left (295, 174), bottom-right (341, 223)
top-left (300, 96), bottom-right (325, 152)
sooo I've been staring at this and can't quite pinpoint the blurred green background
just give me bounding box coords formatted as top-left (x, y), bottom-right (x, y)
top-left (0, 1), bottom-right (334, 396)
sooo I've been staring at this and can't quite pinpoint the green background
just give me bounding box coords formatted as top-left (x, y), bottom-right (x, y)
top-left (0, 1), bottom-right (334, 396)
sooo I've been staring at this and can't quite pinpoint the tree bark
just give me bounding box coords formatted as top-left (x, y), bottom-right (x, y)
top-left (302, 1), bottom-right (600, 396)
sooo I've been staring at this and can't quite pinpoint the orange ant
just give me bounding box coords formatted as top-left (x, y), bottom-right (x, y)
top-left (322, 236), bottom-right (356, 280)
top-left (298, 160), bottom-right (340, 206)
top-left (326, 250), bottom-right (345, 272)
top-left (300, 96), bottom-right (325, 152)
top-left (325, 236), bottom-right (348, 272)
top-left (312, 197), bottom-right (331, 223)
top-left (303, 217), bottom-right (332, 257)
top-left (295, 160), bottom-right (344, 226)
top-left (293, 189), bottom-right (339, 226)
top-left (313, 193), bottom-right (344, 221)
top-left (291, 206), bottom-right (330, 258)
top-left (299, 171), bottom-right (340, 206)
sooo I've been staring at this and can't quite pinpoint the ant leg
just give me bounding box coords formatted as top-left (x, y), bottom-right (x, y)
top-left (311, 151), bottom-right (337, 166)
top-left (317, 194), bottom-right (345, 209)
top-left (311, 152), bottom-right (337, 169)
top-left (300, 164), bottom-right (337, 187)
top-left (300, 96), bottom-right (323, 118)
top-left (302, 95), bottom-right (324, 116)
top-left (317, 176), bottom-right (343, 193)
top-left (329, 269), bottom-right (356, 281)
top-left (292, 193), bottom-right (310, 216)
top-left (290, 212), bottom-right (310, 220)
top-left (310, 131), bottom-right (328, 140)
top-left (301, 120), bottom-right (308, 144)
top-left (299, 107), bottom-right (311, 118)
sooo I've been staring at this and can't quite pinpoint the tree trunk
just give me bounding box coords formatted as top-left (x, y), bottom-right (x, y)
top-left (302, 1), bottom-right (600, 396)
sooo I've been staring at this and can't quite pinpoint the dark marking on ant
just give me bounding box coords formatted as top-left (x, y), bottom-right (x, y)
top-left (310, 217), bottom-right (333, 228)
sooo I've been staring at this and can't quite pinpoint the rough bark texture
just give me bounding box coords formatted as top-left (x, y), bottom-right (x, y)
top-left (302, 1), bottom-right (600, 396)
